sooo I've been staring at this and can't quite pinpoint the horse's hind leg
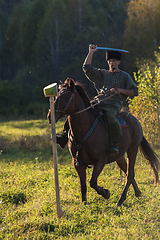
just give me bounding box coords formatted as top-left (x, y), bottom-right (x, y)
top-left (116, 147), bottom-right (139, 206)
top-left (116, 156), bottom-right (141, 197)
top-left (90, 161), bottom-right (110, 199)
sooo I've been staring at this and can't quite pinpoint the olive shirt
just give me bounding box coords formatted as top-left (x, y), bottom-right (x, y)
top-left (82, 64), bottom-right (138, 112)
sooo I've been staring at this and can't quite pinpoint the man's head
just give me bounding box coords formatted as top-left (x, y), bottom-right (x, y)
top-left (106, 51), bottom-right (121, 72)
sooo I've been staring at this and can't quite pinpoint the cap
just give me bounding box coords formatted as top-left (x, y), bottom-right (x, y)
top-left (106, 51), bottom-right (121, 60)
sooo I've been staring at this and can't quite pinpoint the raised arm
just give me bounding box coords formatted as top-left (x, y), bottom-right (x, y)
top-left (83, 44), bottom-right (97, 65)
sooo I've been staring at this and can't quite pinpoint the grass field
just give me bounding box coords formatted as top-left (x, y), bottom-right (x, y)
top-left (0, 119), bottom-right (160, 239)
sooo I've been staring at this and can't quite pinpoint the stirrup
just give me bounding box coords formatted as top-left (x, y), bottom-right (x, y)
top-left (109, 144), bottom-right (119, 156)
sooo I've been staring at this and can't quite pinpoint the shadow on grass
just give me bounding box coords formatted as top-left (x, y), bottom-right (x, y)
top-left (1, 191), bottom-right (27, 205)
top-left (0, 146), bottom-right (71, 165)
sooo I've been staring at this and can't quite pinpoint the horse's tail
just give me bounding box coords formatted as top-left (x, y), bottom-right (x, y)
top-left (139, 136), bottom-right (159, 183)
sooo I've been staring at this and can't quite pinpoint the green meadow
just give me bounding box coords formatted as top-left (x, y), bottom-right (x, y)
top-left (0, 119), bottom-right (160, 239)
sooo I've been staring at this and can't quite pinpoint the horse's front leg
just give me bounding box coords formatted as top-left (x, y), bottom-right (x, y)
top-left (74, 162), bottom-right (87, 202)
top-left (90, 161), bottom-right (110, 199)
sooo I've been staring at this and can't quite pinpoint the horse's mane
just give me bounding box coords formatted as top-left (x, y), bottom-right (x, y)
top-left (59, 78), bottom-right (92, 110)
top-left (75, 82), bottom-right (91, 108)
top-left (74, 82), bottom-right (98, 116)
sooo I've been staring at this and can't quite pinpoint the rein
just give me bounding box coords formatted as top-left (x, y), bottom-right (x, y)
top-left (71, 93), bottom-right (114, 116)
top-left (69, 112), bottom-right (103, 167)
top-left (54, 87), bottom-right (106, 166)
top-left (54, 85), bottom-right (125, 167)
top-left (55, 87), bottom-right (114, 117)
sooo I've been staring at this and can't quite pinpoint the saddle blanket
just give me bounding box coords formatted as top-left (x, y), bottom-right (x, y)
top-left (116, 116), bottom-right (128, 128)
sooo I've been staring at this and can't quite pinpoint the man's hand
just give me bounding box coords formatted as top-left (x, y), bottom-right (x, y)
top-left (83, 44), bottom-right (97, 65)
top-left (89, 44), bottom-right (97, 53)
top-left (110, 87), bottom-right (118, 95)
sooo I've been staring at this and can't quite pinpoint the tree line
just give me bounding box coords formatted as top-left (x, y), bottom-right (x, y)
top-left (0, 0), bottom-right (160, 117)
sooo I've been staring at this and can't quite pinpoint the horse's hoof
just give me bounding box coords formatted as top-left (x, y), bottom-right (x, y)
top-left (82, 200), bottom-right (87, 205)
top-left (135, 190), bottom-right (141, 197)
top-left (116, 201), bottom-right (122, 207)
top-left (103, 189), bottom-right (110, 199)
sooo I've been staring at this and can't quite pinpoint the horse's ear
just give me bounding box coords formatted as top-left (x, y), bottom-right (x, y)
top-left (58, 80), bottom-right (63, 90)
top-left (68, 78), bottom-right (75, 90)
top-left (64, 77), bottom-right (75, 90)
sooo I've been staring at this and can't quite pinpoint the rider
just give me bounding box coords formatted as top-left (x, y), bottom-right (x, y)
top-left (53, 44), bottom-right (138, 155)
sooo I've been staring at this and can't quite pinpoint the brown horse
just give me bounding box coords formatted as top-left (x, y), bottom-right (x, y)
top-left (54, 78), bottom-right (159, 206)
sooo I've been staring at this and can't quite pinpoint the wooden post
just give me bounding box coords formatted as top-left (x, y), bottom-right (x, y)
top-left (50, 96), bottom-right (64, 218)
top-left (43, 83), bottom-right (64, 218)
top-left (156, 100), bottom-right (160, 142)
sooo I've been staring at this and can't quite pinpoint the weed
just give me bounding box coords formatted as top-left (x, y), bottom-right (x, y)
top-left (0, 119), bottom-right (160, 239)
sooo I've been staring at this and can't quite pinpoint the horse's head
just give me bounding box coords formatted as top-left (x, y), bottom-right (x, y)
top-left (47, 77), bottom-right (91, 123)
top-left (54, 78), bottom-right (77, 122)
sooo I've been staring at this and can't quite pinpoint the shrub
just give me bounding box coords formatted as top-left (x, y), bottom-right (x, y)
top-left (129, 50), bottom-right (160, 143)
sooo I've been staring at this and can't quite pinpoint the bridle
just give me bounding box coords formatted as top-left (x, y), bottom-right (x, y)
top-left (55, 88), bottom-right (76, 115)
top-left (54, 86), bottom-right (115, 116)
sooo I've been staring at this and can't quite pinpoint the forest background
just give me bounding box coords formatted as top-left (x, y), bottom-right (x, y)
top-left (0, 0), bottom-right (160, 123)
top-left (0, 2), bottom-right (160, 238)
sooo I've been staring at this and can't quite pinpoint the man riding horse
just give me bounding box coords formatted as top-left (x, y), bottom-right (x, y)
top-left (53, 44), bottom-right (138, 155)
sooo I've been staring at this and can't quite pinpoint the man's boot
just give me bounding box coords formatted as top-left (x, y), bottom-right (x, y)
top-left (47, 110), bottom-right (69, 148)
top-left (108, 122), bottom-right (123, 156)
top-left (56, 120), bottom-right (69, 148)
top-left (56, 131), bottom-right (68, 148)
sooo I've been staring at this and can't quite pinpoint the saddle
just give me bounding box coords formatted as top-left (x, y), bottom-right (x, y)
top-left (94, 106), bottom-right (128, 130)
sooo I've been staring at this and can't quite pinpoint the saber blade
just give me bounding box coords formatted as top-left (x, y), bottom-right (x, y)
top-left (97, 47), bottom-right (129, 53)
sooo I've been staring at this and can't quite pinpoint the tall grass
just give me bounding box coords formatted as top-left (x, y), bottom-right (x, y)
top-left (0, 119), bottom-right (160, 239)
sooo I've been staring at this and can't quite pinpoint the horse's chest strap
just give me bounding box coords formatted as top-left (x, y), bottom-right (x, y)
top-left (69, 112), bottom-right (102, 167)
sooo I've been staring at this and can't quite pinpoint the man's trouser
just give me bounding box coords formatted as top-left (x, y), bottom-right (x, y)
top-left (104, 107), bottom-right (123, 144)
